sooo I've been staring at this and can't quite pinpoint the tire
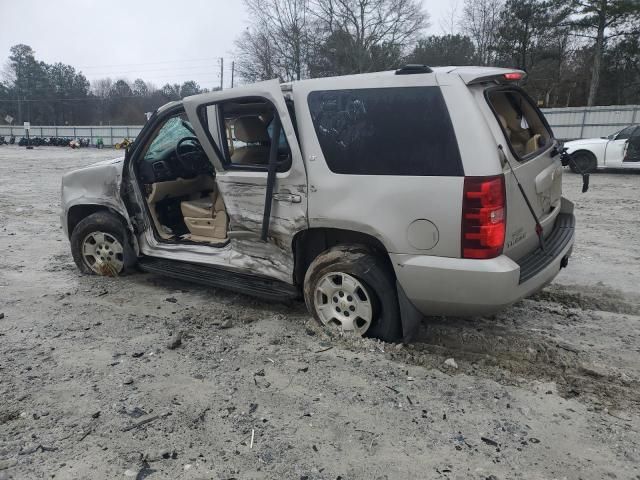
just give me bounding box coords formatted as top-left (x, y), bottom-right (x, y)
top-left (569, 151), bottom-right (597, 174)
top-left (303, 245), bottom-right (402, 342)
top-left (70, 211), bottom-right (136, 276)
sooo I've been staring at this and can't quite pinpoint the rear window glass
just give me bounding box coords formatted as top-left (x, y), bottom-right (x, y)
top-left (487, 88), bottom-right (552, 160)
top-left (307, 87), bottom-right (463, 176)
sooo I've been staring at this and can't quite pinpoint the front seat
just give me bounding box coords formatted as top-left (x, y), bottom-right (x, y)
top-left (231, 116), bottom-right (270, 165)
top-left (180, 190), bottom-right (228, 242)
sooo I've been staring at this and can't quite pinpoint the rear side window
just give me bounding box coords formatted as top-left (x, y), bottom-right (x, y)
top-left (307, 87), bottom-right (463, 176)
top-left (486, 88), bottom-right (552, 160)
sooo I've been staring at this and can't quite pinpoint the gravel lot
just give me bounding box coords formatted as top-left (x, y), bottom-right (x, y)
top-left (1, 146), bottom-right (639, 480)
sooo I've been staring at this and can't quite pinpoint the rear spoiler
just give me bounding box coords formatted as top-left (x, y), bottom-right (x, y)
top-left (453, 67), bottom-right (527, 85)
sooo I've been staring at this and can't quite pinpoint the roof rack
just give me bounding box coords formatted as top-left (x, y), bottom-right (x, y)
top-left (395, 64), bottom-right (433, 75)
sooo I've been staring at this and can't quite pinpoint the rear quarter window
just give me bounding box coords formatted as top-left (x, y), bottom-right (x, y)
top-left (307, 87), bottom-right (463, 176)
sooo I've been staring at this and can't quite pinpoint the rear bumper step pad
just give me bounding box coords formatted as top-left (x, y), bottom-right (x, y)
top-left (138, 257), bottom-right (299, 302)
top-left (517, 212), bottom-right (575, 284)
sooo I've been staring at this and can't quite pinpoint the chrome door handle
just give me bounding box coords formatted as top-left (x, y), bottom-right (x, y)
top-left (273, 193), bottom-right (302, 203)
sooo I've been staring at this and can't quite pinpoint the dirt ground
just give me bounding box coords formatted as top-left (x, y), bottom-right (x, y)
top-left (0, 146), bottom-right (639, 480)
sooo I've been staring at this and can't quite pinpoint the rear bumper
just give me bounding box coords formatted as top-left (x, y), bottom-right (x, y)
top-left (392, 199), bottom-right (575, 316)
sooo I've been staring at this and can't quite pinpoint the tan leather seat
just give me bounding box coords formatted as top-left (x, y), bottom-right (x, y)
top-left (181, 191), bottom-right (228, 241)
top-left (231, 116), bottom-right (270, 165)
top-left (525, 134), bottom-right (542, 154)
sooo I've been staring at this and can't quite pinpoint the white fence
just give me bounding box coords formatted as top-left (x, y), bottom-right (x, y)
top-left (1, 105), bottom-right (639, 145)
top-left (541, 105), bottom-right (640, 140)
top-left (0, 125), bottom-right (143, 147)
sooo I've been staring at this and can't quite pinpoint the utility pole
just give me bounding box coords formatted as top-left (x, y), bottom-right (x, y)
top-left (219, 57), bottom-right (224, 90)
top-left (231, 61), bottom-right (235, 88)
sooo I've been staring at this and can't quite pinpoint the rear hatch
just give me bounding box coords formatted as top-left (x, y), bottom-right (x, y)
top-left (481, 83), bottom-right (562, 261)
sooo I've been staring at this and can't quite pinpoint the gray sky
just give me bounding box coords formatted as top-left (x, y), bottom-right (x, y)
top-left (0, 0), bottom-right (456, 91)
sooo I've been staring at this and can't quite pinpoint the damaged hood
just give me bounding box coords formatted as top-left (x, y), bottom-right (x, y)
top-left (81, 155), bottom-right (125, 170)
top-left (61, 156), bottom-right (125, 191)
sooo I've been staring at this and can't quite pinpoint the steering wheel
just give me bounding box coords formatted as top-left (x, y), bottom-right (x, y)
top-left (175, 136), bottom-right (205, 176)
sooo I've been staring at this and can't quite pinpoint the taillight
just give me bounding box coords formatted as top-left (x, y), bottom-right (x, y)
top-left (504, 72), bottom-right (524, 81)
top-left (462, 175), bottom-right (506, 259)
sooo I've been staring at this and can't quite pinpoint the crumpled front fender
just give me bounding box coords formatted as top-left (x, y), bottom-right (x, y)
top-left (60, 157), bottom-right (135, 248)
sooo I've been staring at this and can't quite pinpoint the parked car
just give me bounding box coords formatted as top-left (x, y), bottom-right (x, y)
top-left (61, 65), bottom-right (575, 342)
top-left (564, 125), bottom-right (640, 172)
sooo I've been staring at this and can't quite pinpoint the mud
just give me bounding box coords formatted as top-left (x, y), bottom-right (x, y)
top-left (0, 146), bottom-right (639, 479)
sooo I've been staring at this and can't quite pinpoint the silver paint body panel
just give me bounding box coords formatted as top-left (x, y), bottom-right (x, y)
top-left (61, 67), bottom-right (574, 316)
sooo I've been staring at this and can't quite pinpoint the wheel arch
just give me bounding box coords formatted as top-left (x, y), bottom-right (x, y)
top-left (67, 204), bottom-right (129, 237)
top-left (571, 148), bottom-right (600, 165)
top-left (570, 149), bottom-right (599, 172)
top-left (570, 148), bottom-right (597, 159)
top-left (67, 204), bottom-right (139, 258)
top-left (292, 227), bottom-right (393, 287)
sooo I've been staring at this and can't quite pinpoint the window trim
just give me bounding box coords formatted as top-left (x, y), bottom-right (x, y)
top-left (484, 85), bottom-right (555, 163)
top-left (615, 126), bottom-right (638, 141)
top-left (196, 97), bottom-right (292, 173)
top-left (306, 86), bottom-right (464, 177)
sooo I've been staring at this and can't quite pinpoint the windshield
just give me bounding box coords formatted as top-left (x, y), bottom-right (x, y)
top-left (145, 114), bottom-right (194, 160)
top-left (607, 126), bottom-right (636, 140)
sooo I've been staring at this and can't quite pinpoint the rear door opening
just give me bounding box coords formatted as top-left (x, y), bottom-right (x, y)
top-left (483, 86), bottom-right (562, 261)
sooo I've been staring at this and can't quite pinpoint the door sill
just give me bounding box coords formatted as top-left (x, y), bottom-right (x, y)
top-left (138, 257), bottom-right (299, 302)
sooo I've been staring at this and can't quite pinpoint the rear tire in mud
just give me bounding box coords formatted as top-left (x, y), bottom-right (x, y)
top-left (569, 151), bottom-right (597, 174)
top-left (70, 211), bottom-right (136, 276)
top-left (303, 245), bottom-right (402, 343)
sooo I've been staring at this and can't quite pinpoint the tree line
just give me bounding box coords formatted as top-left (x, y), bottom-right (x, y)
top-left (1, 0), bottom-right (639, 126)
top-left (236, 0), bottom-right (640, 107)
top-left (0, 44), bottom-right (211, 125)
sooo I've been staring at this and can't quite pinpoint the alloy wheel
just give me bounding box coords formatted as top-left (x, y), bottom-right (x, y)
top-left (314, 272), bottom-right (373, 335)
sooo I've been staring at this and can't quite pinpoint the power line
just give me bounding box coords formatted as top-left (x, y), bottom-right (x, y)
top-left (77, 56), bottom-right (226, 70)
top-left (82, 65), bottom-right (226, 77)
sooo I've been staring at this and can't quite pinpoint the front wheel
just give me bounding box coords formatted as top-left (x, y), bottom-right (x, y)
top-left (70, 211), bottom-right (135, 276)
top-left (569, 151), bottom-right (597, 173)
top-left (303, 246), bottom-right (402, 342)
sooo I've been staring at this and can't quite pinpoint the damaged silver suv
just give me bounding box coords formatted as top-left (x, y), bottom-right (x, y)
top-left (61, 65), bottom-right (575, 342)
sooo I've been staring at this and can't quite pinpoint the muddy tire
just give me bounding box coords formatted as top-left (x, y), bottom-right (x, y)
top-left (304, 245), bottom-right (402, 342)
top-left (70, 211), bottom-right (136, 276)
top-left (569, 151), bottom-right (597, 174)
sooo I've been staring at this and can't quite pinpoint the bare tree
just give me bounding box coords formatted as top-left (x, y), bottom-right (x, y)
top-left (235, 26), bottom-right (280, 82)
top-left (460, 0), bottom-right (503, 65)
top-left (440, 0), bottom-right (460, 35)
top-left (312, 0), bottom-right (429, 73)
top-left (236, 0), bottom-right (312, 82)
top-left (91, 78), bottom-right (113, 98)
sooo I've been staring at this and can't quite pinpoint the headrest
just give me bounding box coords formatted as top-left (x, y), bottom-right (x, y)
top-left (233, 116), bottom-right (269, 143)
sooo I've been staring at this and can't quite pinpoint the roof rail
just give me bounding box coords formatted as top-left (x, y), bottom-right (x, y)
top-left (395, 64), bottom-right (433, 75)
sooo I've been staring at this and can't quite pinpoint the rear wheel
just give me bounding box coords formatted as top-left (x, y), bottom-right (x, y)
top-left (569, 151), bottom-right (597, 173)
top-left (303, 246), bottom-right (402, 342)
top-left (70, 211), bottom-right (135, 276)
